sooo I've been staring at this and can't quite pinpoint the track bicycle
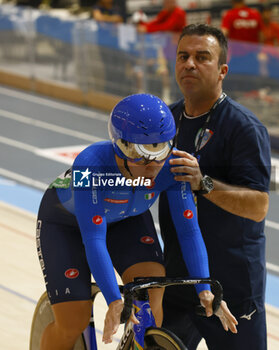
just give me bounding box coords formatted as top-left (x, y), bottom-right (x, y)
top-left (29, 277), bottom-right (223, 350)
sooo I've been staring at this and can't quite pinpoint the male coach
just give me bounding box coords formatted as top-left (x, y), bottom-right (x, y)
top-left (159, 24), bottom-right (271, 350)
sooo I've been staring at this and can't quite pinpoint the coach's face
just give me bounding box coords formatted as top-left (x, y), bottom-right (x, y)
top-left (175, 34), bottom-right (227, 100)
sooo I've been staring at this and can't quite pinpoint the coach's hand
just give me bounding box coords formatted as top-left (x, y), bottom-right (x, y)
top-left (170, 150), bottom-right (203, 191)
top-left (103, 299), bottom-right (139, 343)
top-left (199, 290), bottom-right (238, 333)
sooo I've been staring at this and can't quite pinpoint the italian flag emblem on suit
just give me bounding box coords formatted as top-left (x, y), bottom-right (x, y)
top-left (144, 192), bottom-right (155, 200)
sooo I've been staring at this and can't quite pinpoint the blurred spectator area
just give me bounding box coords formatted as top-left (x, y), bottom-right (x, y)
top-left (126, 0), bottom-right (279, 26)
top-left (1, 3), bottom-right (279, 133)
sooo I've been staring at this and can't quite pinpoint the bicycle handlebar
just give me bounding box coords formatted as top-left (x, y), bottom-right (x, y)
top-left (120, 277), bottom-right (223, 323)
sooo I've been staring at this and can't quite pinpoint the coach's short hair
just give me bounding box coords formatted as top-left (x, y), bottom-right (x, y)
top-left (178, 24), bottom-right (228, 66)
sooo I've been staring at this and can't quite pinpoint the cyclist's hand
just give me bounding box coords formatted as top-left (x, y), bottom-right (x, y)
top-left (199, 290), bottom-right (238, 333)
top-left (103, 299), bottom-right (140, 344)
top-left (170, 150), bottom-right (203, 191)
top-left (103, 299), bottom-right (124, 344)
top-left (199, 290), bottom-right (214, 317)
top-left (129, 309), bottom-right (140, 325)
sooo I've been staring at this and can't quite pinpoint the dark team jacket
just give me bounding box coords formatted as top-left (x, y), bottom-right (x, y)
top-left (159, 95), bottom-right (271, 315)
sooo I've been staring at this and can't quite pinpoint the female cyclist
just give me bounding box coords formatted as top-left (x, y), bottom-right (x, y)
top-left (36, 93), bottom-right (236, 349)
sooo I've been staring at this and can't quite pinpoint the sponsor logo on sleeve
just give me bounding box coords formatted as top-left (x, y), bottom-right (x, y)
top-left (181, 182), bottom-right (187, 199)
top-left (146, 180), bottom-right (155, 189)
top-left (92, 215), bottom-right (103, 225)
top-left (92, 186), bottom-right (98, 204)
top-left (183, 209), bottom-right (193, 219)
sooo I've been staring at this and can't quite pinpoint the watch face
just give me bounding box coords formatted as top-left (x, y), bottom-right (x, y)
top-left (203, 175), bottom-right (214, 192)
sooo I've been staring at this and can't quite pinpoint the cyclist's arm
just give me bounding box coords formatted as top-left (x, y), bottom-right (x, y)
top-left (72, 148), bottom-right (121, 306)
top-left (166, 181), bottom-right (210, 294)
top-left (74, 185), bottom-right (121, 305)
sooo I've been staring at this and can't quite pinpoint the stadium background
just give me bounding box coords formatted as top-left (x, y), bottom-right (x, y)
top-left (1, 0), bottom-right (279, 143)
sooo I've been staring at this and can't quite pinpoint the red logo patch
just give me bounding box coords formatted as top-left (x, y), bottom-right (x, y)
top-left (140, 236), bottom-right (154, 244)
top-left (146, 181), bottom-right (155, 189)
top-left (104, 198), bottom-right (129, 204)
top-left (65, 268), bottom-right (79, 279)
top-left (92, 215), bottom-right (103, 225)
top-left (183, 210), bottom-right (193, 219)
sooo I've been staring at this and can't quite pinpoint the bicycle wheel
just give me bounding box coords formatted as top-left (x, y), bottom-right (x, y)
top-left (29, 292), bottom-right (86, 350)
top-left (144, 327), bottom-right (187, 350)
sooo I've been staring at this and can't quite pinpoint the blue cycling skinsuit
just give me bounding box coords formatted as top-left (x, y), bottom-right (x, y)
top-left (36, 140), bottom-right (210, 306)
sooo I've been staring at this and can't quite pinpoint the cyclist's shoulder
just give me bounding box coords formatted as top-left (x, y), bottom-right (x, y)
top-left (74, 140), bottom-right (113, 166)
top-left (157, 151), bottom-right (191, 191)
top-left (158, 149), bottom-right (179, 177)
top-left (79, 140), bottom-right (112, 156)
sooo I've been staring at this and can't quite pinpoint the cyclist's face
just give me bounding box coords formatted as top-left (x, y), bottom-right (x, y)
top-left (127, 159), bottom-right (165, 181)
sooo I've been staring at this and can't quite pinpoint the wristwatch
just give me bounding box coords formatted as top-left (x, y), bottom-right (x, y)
top-left (195, 175), bottom-right (214, 195)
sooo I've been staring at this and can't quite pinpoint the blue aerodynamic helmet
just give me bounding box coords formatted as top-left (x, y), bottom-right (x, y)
top-left (108, 94), bottom-right (176, 163)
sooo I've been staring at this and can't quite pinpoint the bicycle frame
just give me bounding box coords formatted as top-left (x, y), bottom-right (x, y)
top-left (83, 277), bottom-right (223, 350)
top-left (81, 285), bottom-right (149, 350)
top-left (117, 287), bottom-right (156, 350)
top-left (133, 294), bottom-right (156, 349)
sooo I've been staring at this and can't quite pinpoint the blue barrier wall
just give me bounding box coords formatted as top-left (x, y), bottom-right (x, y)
top-left (0, 4), bottom-right (279, 127)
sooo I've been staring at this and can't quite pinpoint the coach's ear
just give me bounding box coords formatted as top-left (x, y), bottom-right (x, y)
top-left (219, 64), bottom-right (228, 81)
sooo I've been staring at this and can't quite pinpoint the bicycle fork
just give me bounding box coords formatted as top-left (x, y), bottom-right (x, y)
top-left (117, 289), bottom-right (156, 350)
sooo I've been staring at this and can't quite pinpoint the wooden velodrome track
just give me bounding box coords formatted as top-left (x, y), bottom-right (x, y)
top-left (0, 85), bottom-right (279, 349)
top-left (1, 198), bottom-right (279, 349)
